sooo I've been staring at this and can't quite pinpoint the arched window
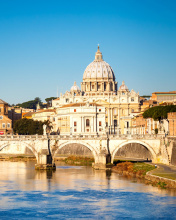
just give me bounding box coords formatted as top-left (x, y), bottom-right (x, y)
top-left (86, 119), bottom-right (90, 127)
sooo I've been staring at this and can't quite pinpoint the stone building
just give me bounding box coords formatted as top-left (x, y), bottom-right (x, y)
top-left (54, 102), bottom-right (105, 135)
top-left (52, 46), bottom-right (141, 134)
top-left (8, 107), bottom-right (22, 128)
top-left (168, 112), bottom-right (176, 136)
top-left (0, 99), bottom-right (12, 134)
top-left (151, 91), bottom-right (176, 103)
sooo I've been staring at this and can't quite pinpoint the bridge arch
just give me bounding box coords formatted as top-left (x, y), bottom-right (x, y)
top-left (0, 142), bottom-right (38, 159)
top-left (111, 140), bottom-right (156, 162)
top-left (52, 140), bottom-right (99, 161)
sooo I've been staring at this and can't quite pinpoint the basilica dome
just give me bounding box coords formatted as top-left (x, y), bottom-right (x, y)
top-left (119, 81), bottom-right (129, 91)
top-left (83, 46), bottom-right (115, 81)
top-left (81, 46), bottom-right (117, 95)
top-left (70, 81), bottom-right (80, 93)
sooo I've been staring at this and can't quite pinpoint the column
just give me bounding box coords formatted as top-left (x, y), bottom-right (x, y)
top-left (113, 82), bottom-right (115, 91)
top-left (118, 108), bottom-right (120, 127)
top-left (83, 117), bottom-right (85, 133)
top-left (111, 108), bottom-right (113, 126)
top-left (108, 108), bottom-right (111, 127)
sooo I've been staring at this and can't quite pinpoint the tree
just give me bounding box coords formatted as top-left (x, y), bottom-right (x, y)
top-left (45, 97), bottom-right (57, 107)
top-left (143, 105), bottom-right (176, 121)
top-left (13, 118), bottom-right (51, 135)
top-left (16, 97), bottom-right (43, 109)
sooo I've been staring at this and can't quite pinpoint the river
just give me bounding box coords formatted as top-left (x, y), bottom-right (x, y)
top-left (0, 161), bottom-right (176, 219)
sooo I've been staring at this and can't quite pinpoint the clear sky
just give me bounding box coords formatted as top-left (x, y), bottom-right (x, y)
top-left (0, 0), bottom-right (176, 104)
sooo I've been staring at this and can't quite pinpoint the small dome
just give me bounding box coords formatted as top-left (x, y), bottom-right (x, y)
top-left (119, 81), bottom-right (129, 91)
top-left (70, 81), bottom-right (80, 93)
top-left (83, 46), bottom-right (115, 81)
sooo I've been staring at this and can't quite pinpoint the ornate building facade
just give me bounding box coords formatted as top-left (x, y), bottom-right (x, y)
top-left (52, 46), bottom-right (141, 134)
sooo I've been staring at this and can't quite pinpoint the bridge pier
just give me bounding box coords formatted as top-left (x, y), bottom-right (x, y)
top-left (35, 138), bottom-right (56, 170)
top-left (92, 152), bottom-right (111, 170)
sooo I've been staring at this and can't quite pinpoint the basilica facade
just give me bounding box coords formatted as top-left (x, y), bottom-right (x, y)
top-left (52, 46), bottom-right (141, 135)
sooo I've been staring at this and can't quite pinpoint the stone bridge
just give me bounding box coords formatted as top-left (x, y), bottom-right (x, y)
top-left (0, 134), bottom-right (173, 168)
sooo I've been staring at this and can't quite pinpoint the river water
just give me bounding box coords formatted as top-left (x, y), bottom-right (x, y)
top-left (0, 161), bottom-right (176, 219)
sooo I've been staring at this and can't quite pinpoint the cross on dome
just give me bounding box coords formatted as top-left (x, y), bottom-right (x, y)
top-left (95, 45), bottom-right (103, 61)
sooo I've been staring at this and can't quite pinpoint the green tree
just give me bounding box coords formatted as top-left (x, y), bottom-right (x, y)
top-left (45, 97), bottom-right (57, 107)
top-left (16, 97), bottom-right (42, 109)
top-left (143, 105), bottom-right (176, 121)
top-left (13, 118), bottom-right (51, 135)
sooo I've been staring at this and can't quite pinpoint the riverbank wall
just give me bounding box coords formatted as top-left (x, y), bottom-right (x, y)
top-left (145, 171), bottom-right (176, 188)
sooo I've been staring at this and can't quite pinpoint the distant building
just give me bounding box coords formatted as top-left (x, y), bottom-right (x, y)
top-left (0, 99), bottom-right (12, 134)
top-left (168, 112), bottom-right (176, 136)
top-left (151, 91), bottom-right (176, 103)
top-left (8, 107), bottom-right (22, 127)
top-left (54, 102), bottom-right (106, 135)
top-left (52, 46), bottom-right (141, 135)
top-left (32, 109), bottom-right (56, 121)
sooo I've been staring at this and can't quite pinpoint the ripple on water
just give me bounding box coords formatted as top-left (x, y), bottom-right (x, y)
top-left (0, 161), bottom-right (176, 219)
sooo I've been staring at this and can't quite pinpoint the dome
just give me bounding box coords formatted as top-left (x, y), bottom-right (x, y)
top-left (83, 46), bottom-right (115, 81)
top-left (119, 81), bottom-right (129, 91)
top-left (70, 81), bottom-right (80, 93)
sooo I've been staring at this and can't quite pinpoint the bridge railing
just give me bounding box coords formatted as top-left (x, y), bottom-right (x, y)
top-left (0, 133), bottom-right (164, 140)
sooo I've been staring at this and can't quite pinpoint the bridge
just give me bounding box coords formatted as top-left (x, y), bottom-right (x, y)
top-left (0, 134), bottom-right (174, 169)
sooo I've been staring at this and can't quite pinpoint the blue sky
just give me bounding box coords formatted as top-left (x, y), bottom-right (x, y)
top-left (0, 0), bottom-right (176, 104)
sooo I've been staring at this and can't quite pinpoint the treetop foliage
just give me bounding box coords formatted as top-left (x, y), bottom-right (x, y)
top-left (13, 118), bottom-right (51, 135)
top-left (17, 97), bottom-right (42, 109)
top-left (143, 105), bottom-right (176, 121)
top-left (45, 97), bottom-right (57, 103)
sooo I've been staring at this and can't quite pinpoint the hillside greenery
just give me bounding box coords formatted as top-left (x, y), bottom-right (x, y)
top-left (143, 105), bottom-right (176, 121)
top-left (16, 97), bottom-right (42, 110)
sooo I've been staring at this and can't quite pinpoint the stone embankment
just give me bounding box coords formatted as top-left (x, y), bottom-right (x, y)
top-left (112, 162), bottom-right (176, 189)
top-left (0, 155), bottom-right (36, 162)
top-left (146, 171), bottom-right (176, 189)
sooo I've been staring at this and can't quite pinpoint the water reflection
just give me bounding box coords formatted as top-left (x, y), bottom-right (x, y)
top-left (0, 161), bottom-right (176, 219)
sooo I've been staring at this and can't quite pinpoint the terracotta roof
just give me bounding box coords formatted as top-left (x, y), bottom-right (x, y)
top-left (0, 99), bottom-right (8, 104)
top-left (60, 102), bottom-right (102, 108)
top-left (35, 109), bottom-right (56, 114)
top-left (23, 112), bottom-right (34, 117)
top-left (153, 91), bottom-right (176, 94)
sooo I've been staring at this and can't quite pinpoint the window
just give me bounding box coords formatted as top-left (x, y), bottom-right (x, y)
top-left (86, 119), bottom-right (90, 127)
top-left (131, 97), bottom-right (134, 102)
top-left (114, 109), bottom-right (117, 114)
top-left (99, 109), bottom-right (101, 112)
top-left (98, 84), bottom-right (101, 90)
top-left (114, 120), bottom-right (117, 126)
top-left (74, 109), bottom-right (76, 112)
top-left (7, 123), bottom-right (10, 128)
top-left (92, 85), bottom-right (94, 89)
top-left (131, 109), bottom-right (134, 113)
top-left (53, 117), bottom-right (55, 121)
top-left (86, 129), bottom-right (89, 132)
top-left (104, 83), bottom-right (106, 91)
top-left (2, 123), bottom-right (5, 128)
top-left (99, 128), bottom-right (102, 132)
top-left (122, 92), bottom-right (125, 95)
top-left (74, 128), bottom-right (77, 132)
top-left (106, 122), bottom-right (108, 127)
top-left (99, 121), bottom-right (102, 126)
top-left (66, 98), bottom-right (69, 103)
top-left (0, 108), bottom-right (1, 112)
top-left (74, 121), bottom-right (77, 127)
top-left (0, 116), bottom-right (3, 120)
